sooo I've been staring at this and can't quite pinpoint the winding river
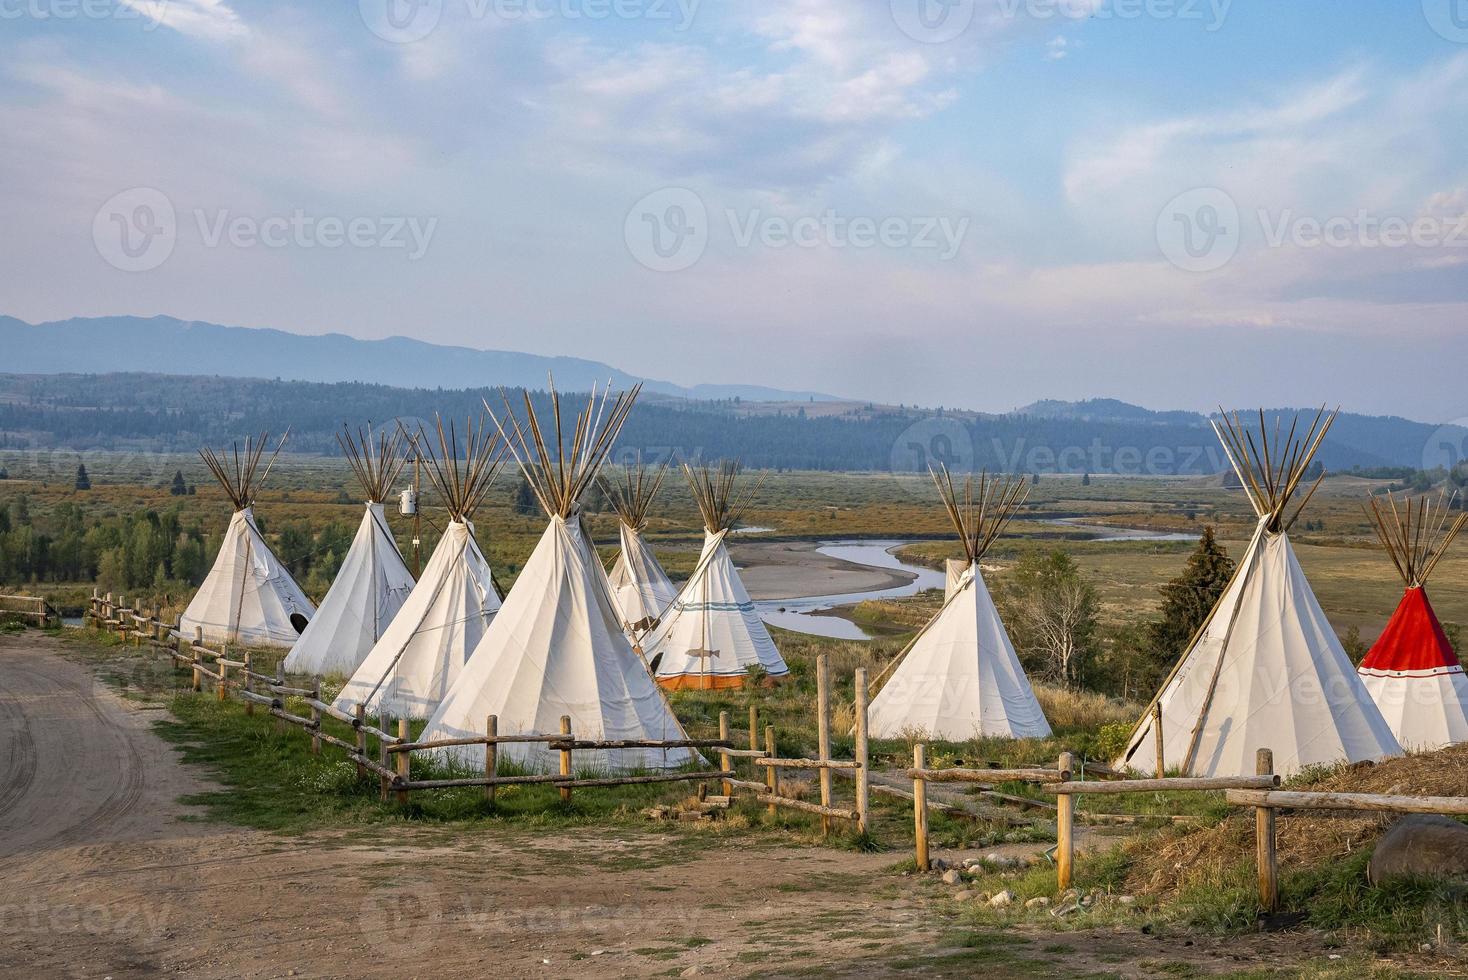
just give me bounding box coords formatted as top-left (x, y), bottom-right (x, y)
top-left (758, 521), bottom-right (1197, 641)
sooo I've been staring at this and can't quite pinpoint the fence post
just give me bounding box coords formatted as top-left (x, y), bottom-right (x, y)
top-left (816, 653), bottom-right (833, 837)
top-left (854, 666), bottom-right (869, 836)
top-left (355, 705), bottom-right (367, 781)
top-left (484, 715), bottom-right (498, 805)
top-left (715, 710), bottom-right (733, 797)
top-left (1152, 703), bottom-right (1165, 776)
top-left (310, 678), bottom-right (322, 756)
top-left (558, 715), bottom-right (574, 803)
top-left (274, 662), bottom-right (286, 734)
top-left (117, 596), bottom-right (128, 642)
top-left (191, 627), bottom-right (203, 693)
top-left (217, 645), bottom-right (229, 702)
top-left (764, 726), bottom-right (778, 819)
top-left (1057, 751), bottom-right (1076, 891)
top-left (913, 743), bottom-right (929, 872)
top-left (1255, 748), bottom-right (1278, 913)
top-left (395, 719), bottom-right (410, 806)
top-left (378, 714), bottom-right (391, 802)
top-left (243, 653), bottom-right (254, 716)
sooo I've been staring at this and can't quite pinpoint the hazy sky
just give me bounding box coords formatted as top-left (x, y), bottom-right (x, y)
top-left (3, 1), bottom-right (1468, 420)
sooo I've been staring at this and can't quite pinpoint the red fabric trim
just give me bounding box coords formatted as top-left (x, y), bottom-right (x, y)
top-left (1359, 587), bottom-right (1460, 673)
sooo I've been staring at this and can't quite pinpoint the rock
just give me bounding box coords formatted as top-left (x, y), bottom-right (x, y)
top-left (988, 890), bottom-right (1015, 908)
top-left (952, 890), bottom-right (975, 902)
top-left (941, 870), bottom-right (963, 885)
top-left (1116, 895), bottom-right (1137, 906)
top-left (1050, 899), bottom-right (1082, 918)
top-left (1024, 897), bottom-right (1050, 909)
top-left (931, 858), bottom-right (950, 872)
top-left (1368, 815), bottom-right (1468, 885)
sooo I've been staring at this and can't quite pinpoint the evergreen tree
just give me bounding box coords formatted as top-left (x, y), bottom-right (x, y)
top-left (1144, 526), bottom-right (1235, 688)
top-left (513, 476), bottom-right (539, 516)
top-left (1081, 472), bottom-right (1091, 486)
top-left (74, 464), bottom-right (91, 490)
top-left (170, 470), bottom-right (188, 496)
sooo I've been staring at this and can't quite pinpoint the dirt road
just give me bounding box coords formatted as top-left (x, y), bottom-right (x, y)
top-left (0, 632), bottom-right (943, 978)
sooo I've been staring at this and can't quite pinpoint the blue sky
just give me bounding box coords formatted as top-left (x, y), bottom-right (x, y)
top-left (3, 1), bottom-right (1467, 419)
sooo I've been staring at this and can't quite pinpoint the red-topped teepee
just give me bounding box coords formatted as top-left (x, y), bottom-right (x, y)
top-left (1357, 491), bottom-right (1468, 751)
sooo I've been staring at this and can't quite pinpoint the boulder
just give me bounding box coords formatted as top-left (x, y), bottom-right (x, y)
top-left (988, 890), bottom-right (1015, 908)
top-left (1368, 815), bottom-right (1468, 885)
top-left (941, 869), bottom-right (963, 885)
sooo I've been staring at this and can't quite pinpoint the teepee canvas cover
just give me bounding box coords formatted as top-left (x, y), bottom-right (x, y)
top-left (867, 468), bottom-right (1051, 740)
top-left (286, 427), bottom-right (415, 677)
top-left (1357, 492), bottom-right (1468, 751)
top-left (181, 434), bottom-right (315, 647)
top-left (333, 417), bottom-right (506, 719)
top-left (422, 382), bottom-right (698, 773)
top-left (648, 462), bottom-right (789, 690)
top-left (603, 459), bottom-right (678, 638)
top-left (1117, 409), bottom-right (1401, 777)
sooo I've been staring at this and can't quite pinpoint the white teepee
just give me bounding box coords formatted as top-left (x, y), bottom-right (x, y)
top-left (867, 468), bottom-right (1051, 740)
top-left (602, 458), bottom-right (678, 641)
top-left (180, 434), bottom-right (315, 648)
top-left (1117, 409), bottom-right (1401, 777)
top-left (647, 461), bottom-right (789, 690)
top-left (1356, 491), bottom-right (1468, 751)
top-left (285, 427), bottom-right (416, 677)
top-left (422, 381), bottom-right (699, 773)
top-left (333, 417), bottom-right (506, 719)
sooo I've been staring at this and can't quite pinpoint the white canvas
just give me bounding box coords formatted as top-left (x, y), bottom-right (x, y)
top-left (869, 562), bottom-right (1051, 740)
top-left (285, 503), bottom-right (415, 677)
top-left (422, 514), bottom-right (698, 772)
top-left (608, 522), bottom-right (678, 634)
top-left (1358, 668), bottom-right (1468, 753)
top-left (647, 529), bottom-right (789, 688)
top-left (332, 519), bottom-right (499, 719)
top-left (180, 507), bottom-right (315, 648)
top-left (1119, 520), bottom-right (1401, 777)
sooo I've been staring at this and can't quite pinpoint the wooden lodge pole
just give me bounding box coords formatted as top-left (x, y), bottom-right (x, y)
top-left (191, 627), bottom-right (203, 693)
top-left (559, 715), bottom-right (573, 803)
top-left (765, 726), bottom-right (778, 819)
top-left (854, 666), bottom-right (870, 835)
top-left (395, 719), bottom-right (410, 806)
top-left (1255, 748), bottom-right (1278, 913)
top-left (816, 654), bottom-right (833, 836)
top-left (1056, 752), bottom-right (1076, 891)
top-left (913, 743), bottom-right (930, 872)
top-left (1152, 703), bottom-right (1165, 776)
top-left (355, 705), bottom-right (367, 781)
top-left (484, 715), bottom-right (498, 805)
top-left (718, 710), bottom-right (733, 797)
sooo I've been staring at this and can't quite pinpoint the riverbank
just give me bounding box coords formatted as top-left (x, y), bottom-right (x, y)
top-left (728, 539), bottom-right (917, 602)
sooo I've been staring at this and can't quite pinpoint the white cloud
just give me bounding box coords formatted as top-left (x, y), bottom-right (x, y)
top-left (118, 0), bottom-right (248, 42)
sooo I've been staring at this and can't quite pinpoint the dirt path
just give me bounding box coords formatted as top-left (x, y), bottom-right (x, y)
top-left (0, 632), bottom-right (944, 978)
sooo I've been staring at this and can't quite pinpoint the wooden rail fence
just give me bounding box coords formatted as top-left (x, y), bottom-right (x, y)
top-left (0, 592), bottom-right (60, 628)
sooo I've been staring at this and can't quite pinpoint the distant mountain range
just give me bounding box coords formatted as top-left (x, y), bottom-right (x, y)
top-left (0, 315), bottom-right (839, 404)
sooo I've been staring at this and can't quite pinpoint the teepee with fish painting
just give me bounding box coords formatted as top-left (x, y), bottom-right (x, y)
top-left (1117, 408), bottom-right (1401, 777)
top-left (285, 425), bottom-right (416, 677)
top-left (1357, 490), bottom-right (1468, 751)
top-left (421, 380), bottom-right (699, 774)
top-left (866, 467), bottom-right (1051, 740)
top-left (646, 461), bottom-right (790, 690)
top-left (180, 433), bottom-right (315, 648)
top-left (333, 416), bottom-right (506, 719)
top-left (602, 456), bottom-right (679, 643)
